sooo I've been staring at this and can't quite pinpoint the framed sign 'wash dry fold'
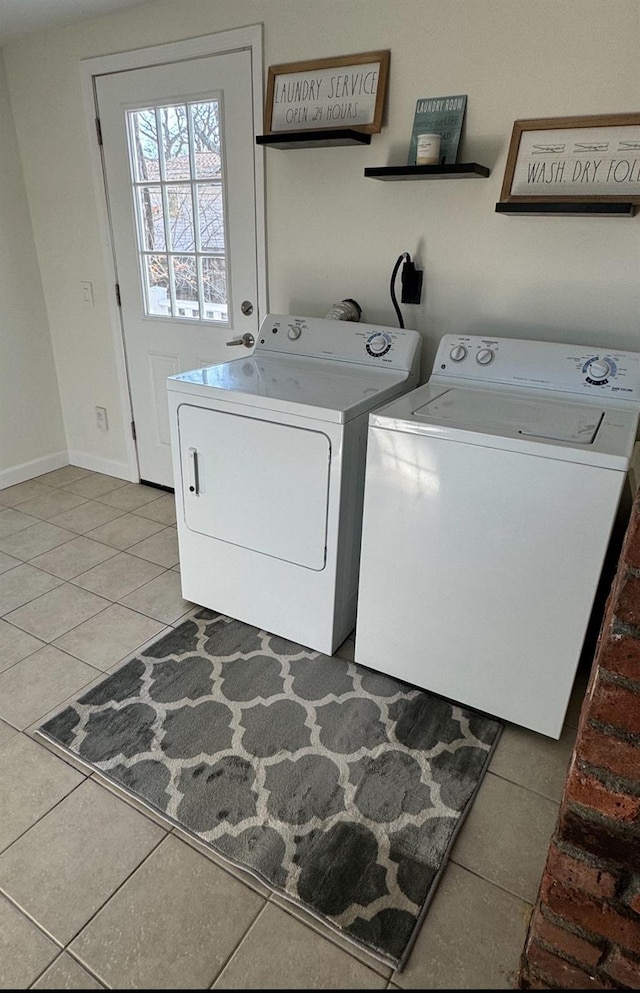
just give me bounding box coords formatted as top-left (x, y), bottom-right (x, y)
top-left (264, 50), bottom-right (390, 134)
top-left (500, 114), bottom-right (640, 204)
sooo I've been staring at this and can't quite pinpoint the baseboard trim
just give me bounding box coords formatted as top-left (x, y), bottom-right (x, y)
top-left (1, 450), bottom-right (138, 492)
top-left (0, 451), bottom-right (69, 490)
top-left (66, 450), bottom-right (136, 482)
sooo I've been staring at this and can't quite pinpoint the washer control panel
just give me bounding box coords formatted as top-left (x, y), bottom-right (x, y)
top-left (434, 334), bottom-right (640, 400)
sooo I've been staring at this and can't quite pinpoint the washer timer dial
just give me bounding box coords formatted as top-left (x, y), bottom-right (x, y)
top-left (583, 356), bottom-right (617, 384)
top-left (366, 332), bottom-right (392, 357)
top-left (587, 358), bottom-right (612, 381)
top-left (476, 347), bottom-right (495, 366)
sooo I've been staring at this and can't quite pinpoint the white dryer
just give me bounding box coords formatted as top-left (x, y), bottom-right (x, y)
top-left (354, 334), bottom-right (640, 738)
top-left (167, 314), bottom-right (421, 654)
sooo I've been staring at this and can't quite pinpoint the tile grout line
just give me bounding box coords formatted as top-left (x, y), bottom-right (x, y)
top-left (43, 830), bottom-right (170, 989)
top-left (0, 539), bottom-right (179, 604)
top-left (0, 774), bottom-right (90, 865)
top-left (0, 595), bottom-right (171, 687)
top-left (487, 765), bottom-right (569, 803)
top-left (0, 495), bottom-right (174, 564)
top-left (205, 897), bottom-right (270, 989)
top-left (447, 855), bottom-right (539, 909)
top-left (27, 947), bottom-right (107, 991)
top-left (0, 565), bottom-right (183, 647)
top-left (1, 777), bottom-right (170, 982)
top-left (263, 892), bottom-right (395, 982)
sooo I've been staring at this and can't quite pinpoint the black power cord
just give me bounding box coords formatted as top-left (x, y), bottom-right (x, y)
top-left (390, 253), bottom-right (408, 328)
top-left (390, 252), bottom-right (423, 328)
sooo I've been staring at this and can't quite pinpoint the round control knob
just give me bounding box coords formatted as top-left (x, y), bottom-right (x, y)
top-left (449, 345), bottom-right (467, 362)
top-left (287, 325), bottom-right (301, 340)
top-left (588, 358), bottom-right (612, 380)
top-left (476, 348), bottom-right (495, 365)
top-left (367, 333), bottom-right (390, 355)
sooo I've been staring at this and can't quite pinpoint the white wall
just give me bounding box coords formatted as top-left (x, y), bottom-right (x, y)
top-left (0, 52), bottom-right (66, 484)
top-left (3, 0), bottom-right (640, 476)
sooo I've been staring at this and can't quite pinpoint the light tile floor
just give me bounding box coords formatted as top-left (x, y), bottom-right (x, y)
top-left (0, 467), bottom-right (590, 989)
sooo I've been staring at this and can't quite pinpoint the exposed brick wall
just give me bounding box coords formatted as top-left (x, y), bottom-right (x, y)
top-left (518, 496), bottom-right (640, 990)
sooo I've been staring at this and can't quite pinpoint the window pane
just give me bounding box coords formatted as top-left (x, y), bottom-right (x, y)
top-left (172, 255), bottom-right (199, 319)
top-left (197, 184), bottom-right (225, 251)
top-left (166, 185), bottom-right (195, 251)
top-left (192, 101), bottom-right (221, 178)
top-left (128, 109), bottom-right (160, 181)
top-left (144, 255), bottom-right (171, 316)
top-left (137, 187), bottom-right (165, 251)
top-left (202, 257), bottom-right (227, 322)
top-left (160, 105), bottom-right (191, 179)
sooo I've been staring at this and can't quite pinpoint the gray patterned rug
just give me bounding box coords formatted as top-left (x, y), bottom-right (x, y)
top-left (38, 608), bottom-right (502, 970)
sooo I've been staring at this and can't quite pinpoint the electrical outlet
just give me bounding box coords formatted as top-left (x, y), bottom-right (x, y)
top-left (95, 406), bottom-right (108, 431)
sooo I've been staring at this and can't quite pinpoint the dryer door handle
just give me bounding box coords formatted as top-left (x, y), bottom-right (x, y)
top-left (187, 447), bottom-right (200, 495)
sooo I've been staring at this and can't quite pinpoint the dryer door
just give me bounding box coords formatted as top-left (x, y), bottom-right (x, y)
top-left (178, 404), bottom-right (330, 570)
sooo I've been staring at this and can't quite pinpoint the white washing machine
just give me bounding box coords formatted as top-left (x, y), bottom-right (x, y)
top-left (354, 333), bottom-right (640, 738)
top-left (167, 313), bottom-right (421, 654)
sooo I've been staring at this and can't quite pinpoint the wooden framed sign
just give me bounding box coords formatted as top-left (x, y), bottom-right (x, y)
top-left (500, 114), bottom-right (640, 203)
top-left (264, 50), bottom-right (390, 134)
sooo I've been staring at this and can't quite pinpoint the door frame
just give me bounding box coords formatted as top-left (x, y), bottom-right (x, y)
top-left (80, 25), bottom-right (267, 483)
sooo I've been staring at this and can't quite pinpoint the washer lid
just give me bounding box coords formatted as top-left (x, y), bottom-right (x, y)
top-left (368, 382), bottom-right (640, 469)
top-left (415, 388), bottom-right (604, 444)
top-left (167, 353), bottom-right (412, 423)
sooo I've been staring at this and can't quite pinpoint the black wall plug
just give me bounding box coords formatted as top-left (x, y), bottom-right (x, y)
top-left (400, 257), bottom-right (423, 305)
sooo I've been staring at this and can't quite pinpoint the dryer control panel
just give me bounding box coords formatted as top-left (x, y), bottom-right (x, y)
top-left (255, 314), bottom-right (422, 374)
top-left (433, 334), bottom-right (640, 400)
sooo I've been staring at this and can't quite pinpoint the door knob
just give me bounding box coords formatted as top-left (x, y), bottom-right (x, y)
top-left (225, 332), bottom-right (255, 348)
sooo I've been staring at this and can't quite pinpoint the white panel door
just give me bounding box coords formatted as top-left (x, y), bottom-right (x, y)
top-left (96, 49), bottom-right (261, 486)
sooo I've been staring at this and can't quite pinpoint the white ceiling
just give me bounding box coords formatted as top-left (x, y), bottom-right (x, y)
top-left (0, 0), bottom-right (150, 43)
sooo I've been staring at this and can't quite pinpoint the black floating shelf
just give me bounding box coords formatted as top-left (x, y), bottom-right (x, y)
top-left (364, 163), bottom-right (490, 180)
top-left (495, 201), bottom-right (637, 217)
top-left (256, 129), bottom-right (371, 149)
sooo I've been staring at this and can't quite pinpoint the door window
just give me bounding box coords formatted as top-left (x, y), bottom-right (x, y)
top-left (127, 101), bottom-right (229, 324)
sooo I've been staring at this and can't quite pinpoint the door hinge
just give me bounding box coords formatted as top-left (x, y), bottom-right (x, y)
top-left (95, 117), bottom-right (103, 146)
top-left (115, 283), bottom-right (121, 307)
top-left (131, 420), bottom-right (136, 441)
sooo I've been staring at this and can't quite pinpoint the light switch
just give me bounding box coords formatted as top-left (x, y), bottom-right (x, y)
top-left (81, 281), bottom-right (94, 307)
